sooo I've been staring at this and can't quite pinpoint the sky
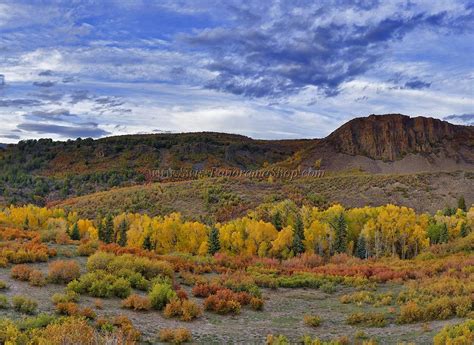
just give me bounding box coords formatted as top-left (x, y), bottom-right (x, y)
top-left (0, 0), bottom-right (473, 143)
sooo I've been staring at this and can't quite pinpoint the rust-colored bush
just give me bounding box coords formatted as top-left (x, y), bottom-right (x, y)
top-left (250, 297), bottom-right (264, 311)
top-left (159, 328), bottom-right (192, 344)
top-left (94, 299), bottom-right (103, 309)
top-left (176, 289), bottom-right (189, 300)
top-left (191, 283), bottom-right (221, 298)
top-left (56, 302), bottom-right (79, 316)
top-left (111, 314), bottom-right (141, 342)
top-left (164, 299), bottom-right (202, 321)
top-left (28, 269), bottom-right (47, 286)
top-left (121, 294), bottom-right (152, 311)
top-left (48, 260), bottom-right (81, 284)
top-left (79, 306), bottom-right (97, 320)
top-left (203, 289), bottom-right (241, 315)
top-left (11, 264), bottom-right (33, 281)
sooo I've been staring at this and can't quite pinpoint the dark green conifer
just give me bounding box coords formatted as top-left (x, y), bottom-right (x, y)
top-left (208, 227), bottom-right (221, 255)
top-left (70, 222), bottom-right (80, 240)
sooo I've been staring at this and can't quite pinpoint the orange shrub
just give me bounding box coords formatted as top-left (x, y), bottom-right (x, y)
top-left (159, 328), bottom-right (192, 344)
top-left (11, 264), bottom-right (33, 281)
top-left (176, 289), bottom-right (189, 300)
top-left (250, 297), bottom-right (264, 310)
top-left (35, 317), bottom-right (97, 344)
top-left (121, 294), bottom-right (152, 311)
top-left (56, 302), bottom-right (79, 316)
top-left (203, 289), bottom-right (241, 315)
top-left (94, 299), bottom-right (103, 309)
top-left (164, 299), bottom-right (202, 321)
top-left (48, 260), bottom-right (81, 284)
top-left (55, 231), bottom-right (70, 245)
top-left (79, 307), bottom-right (97, 320)
top-left (28, 269), bottom-right (47, 286)
top-left (234, 291), bottom-right (252, 306)
top-left (111, 314), bottom-right (141, 342)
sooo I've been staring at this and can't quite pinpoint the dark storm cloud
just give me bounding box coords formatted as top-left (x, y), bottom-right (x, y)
top-left (404, 79), bottom-right (432, 90)
top-left (69, 90), bottom-right (91, 104)
top-left (0, 134), bottom-right (20, 140)
top-left (29, 91), bottom-right (65, 101)
top-left (38, 70), bottom-right (54, 76)
top-left (25, 109), bottom-right (76, 122)
top-left (17, 122), bottom-right (110, 138)
top-left (444, 113), bottom-right (474, 125)
top-left (0, 99), bottom-right (43, 107)
top-left (33, 81), bottom-right (56, 87)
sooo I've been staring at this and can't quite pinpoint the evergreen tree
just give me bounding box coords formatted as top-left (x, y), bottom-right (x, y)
top-left (143, 234), bottom-right (153, 251)
top-left (70, 222), bottom-right (80, 241)
top-left (356, 234), bottom-right (367, 259)
top-left (292, 216), bottom-right (305, 255)
top-left (460, 222), bottom-right (470, 237)
top-left (272, 211), bottom-right (283, 231)
top-left (118, 219), bottom-right (128, 247)
top-left (332, 213), bottom-right (348, 253)
top-left (439, 223), bottom-right (449, 243)
top-left (458, 196), bottom-right (467, 212)
top-left (23, 216), bottom-right (29, 230)
top-left (97, 218), bottom-right (105, 242)
top-left (208, 227), bottom-right (221, 255)
top-left (104, 214), bottom-right (114, 244)
top-left (142, 225), bottom-right (154, 251)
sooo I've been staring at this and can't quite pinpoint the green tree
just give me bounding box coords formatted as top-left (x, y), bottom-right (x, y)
top-left (292, 216), bottom-right (305, 255)
top-left (427, 222), bottom-right (442, 244)
top-left (460, 222), bottom-right (470, 237)
top-left (118, 219), bottom-right (128, 247)
top-left (458, 196), bottom-right (467, 212)
top-left (356, 234), bottom-right (367, 259)
top-left (97, 218), bottom-right (105, 242)
top-left (208, 227), bottom-right (221, 255)
top-left (439, 223), bottom-right (449, 243)
top-left (331, 213), bottom-right (347, 253)
top-left (23, 216), bottom-right (29, 230)
top-left (272, 211), bottom-right (283, 231)
top-left (70, 222), bottom-right (80, 241)
top-left (104, 214), bottom-right (114, 244)
top-left (142, 225), bottom-right (154, 251)
top-left (143, 234), bottom-right (153, 251)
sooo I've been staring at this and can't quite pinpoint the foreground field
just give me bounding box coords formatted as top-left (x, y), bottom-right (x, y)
top-left (0, 200), bottom-right (473, 344)
top-left (0, 239), bottom-right (473, 344)
top-left (0, 256), bottom-right (466, 344)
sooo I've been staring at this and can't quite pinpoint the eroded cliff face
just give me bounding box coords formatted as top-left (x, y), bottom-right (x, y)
top-left (325, 114), bottom-right (473, 161)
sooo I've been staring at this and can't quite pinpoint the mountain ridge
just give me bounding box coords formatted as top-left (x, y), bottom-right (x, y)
top-left (1, 114), bottom-right (473, 206)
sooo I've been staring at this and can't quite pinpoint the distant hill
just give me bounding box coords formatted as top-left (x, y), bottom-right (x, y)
top-left (0, 114), bottom-right (473, 206)
top-left (53, 170), bottom-right (473, 222)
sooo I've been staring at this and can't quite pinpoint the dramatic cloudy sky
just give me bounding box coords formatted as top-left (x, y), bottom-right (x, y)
top-left (0, 0), bottom-right (473, 142)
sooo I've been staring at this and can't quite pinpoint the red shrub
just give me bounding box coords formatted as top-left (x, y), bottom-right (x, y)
top-left (203, 289), bottom-right (242, 315)
top-left (192, 283), bottom-right (221, 298)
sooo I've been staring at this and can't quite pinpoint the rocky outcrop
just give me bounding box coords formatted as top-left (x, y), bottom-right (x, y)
top-left (324, 114), bottom-right (474, 161)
